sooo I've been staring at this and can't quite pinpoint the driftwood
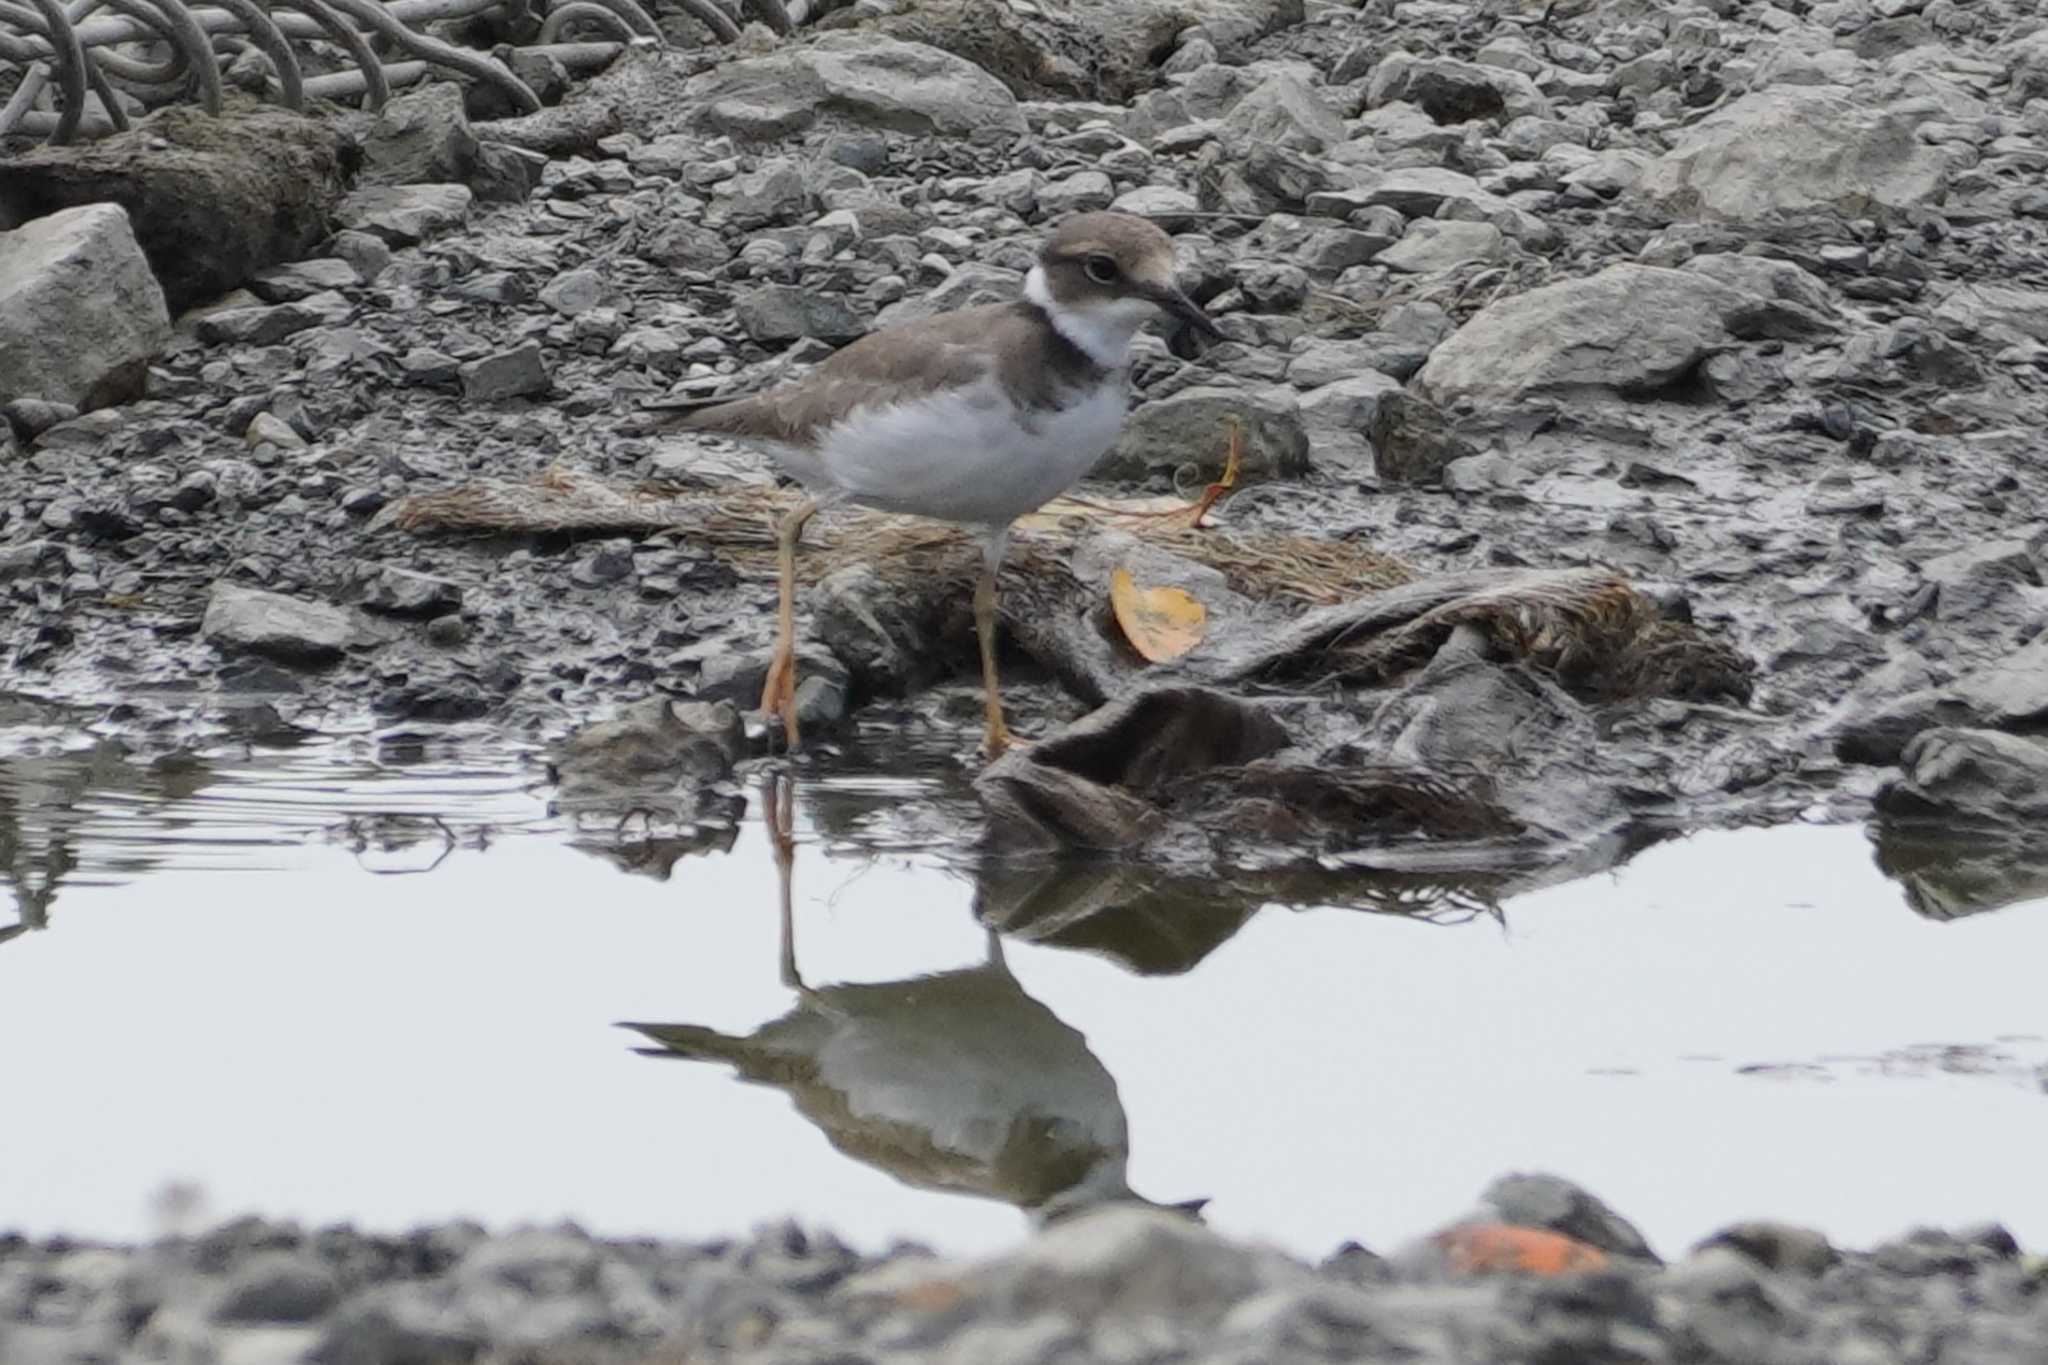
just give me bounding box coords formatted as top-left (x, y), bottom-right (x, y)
top-left (380, 466), bottom-right (1415, 604)
top-left (380, 467), bottom-right (1752, 710)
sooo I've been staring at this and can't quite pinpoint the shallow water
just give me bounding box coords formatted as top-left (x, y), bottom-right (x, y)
top-left (3, 734), bottom-right (2045, 1260)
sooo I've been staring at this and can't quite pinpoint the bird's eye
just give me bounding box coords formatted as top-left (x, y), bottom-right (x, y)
top-left (1084, 254), bottom-right (1121, 285)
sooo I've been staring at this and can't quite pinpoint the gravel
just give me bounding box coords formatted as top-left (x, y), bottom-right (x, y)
top-left (2, 1174), bottom-right (2042, 1364)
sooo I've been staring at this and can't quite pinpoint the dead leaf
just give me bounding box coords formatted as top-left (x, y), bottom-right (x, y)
top-left (1433, 1222), bottom-right (1611, 1277)
top-left (1110, 565), bottom-right (1207, 664)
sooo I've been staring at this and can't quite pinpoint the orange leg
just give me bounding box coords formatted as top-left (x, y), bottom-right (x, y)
top-left (761, 498), bottom-right (818, 748)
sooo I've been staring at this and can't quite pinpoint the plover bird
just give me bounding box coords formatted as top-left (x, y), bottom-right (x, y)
top-left (660, 212), bottom-right (1221, 756)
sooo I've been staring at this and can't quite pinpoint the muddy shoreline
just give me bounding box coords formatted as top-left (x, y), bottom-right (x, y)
top-left (3, 1), bottom-right (2045, 900)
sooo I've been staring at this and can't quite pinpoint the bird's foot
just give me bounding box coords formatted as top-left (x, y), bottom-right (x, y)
top-left (980, 723), bottom-right (1031, 762)
top-left (759, 648), bottom-right (800, 750)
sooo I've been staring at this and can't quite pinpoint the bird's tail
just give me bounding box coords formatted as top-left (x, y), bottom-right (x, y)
top-left (618, 1021), bottom-right (751, 1063)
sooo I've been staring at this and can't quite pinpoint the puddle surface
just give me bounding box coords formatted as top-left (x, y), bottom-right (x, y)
top-left (3, 736), bottom-right (2046, 1258)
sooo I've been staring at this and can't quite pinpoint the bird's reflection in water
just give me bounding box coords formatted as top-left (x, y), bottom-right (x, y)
top-left (623, 774), bottom-right (1203, 1227)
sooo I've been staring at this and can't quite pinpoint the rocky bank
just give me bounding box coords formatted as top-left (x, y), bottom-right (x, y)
top-left (4, 1173), bottom-right (2046, 1365)
top-left (2, 0), bottom-right (2045, 886)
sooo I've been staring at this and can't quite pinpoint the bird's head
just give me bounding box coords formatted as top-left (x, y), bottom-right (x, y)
top-left (1025, 212), bottom-right (1222, 362)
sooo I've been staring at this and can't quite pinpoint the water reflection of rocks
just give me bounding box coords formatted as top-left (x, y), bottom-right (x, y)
top-left (0, 737), bottom-right (542, 943)
top-left (0, 740), bottom-right (212, 947)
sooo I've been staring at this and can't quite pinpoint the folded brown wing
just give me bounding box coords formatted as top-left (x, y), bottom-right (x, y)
top-left (671, 303), bottom-right (1034, 448)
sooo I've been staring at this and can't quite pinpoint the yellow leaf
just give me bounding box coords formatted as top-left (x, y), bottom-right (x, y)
top-left (1110, 566), bottom-right (1207, 664)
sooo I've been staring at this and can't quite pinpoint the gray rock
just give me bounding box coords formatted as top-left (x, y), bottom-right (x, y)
top-left (639, 221), bottom-right (733, 272)
top-left (1876, 728), bottom-right (2048, 823)
top-left (1109, 184), bottom-right (1200, 230)
top-left (1933, 283), bottom-right (2048, 349)
top-left (1218, 74), bottom-right (1346, 152)
top-left (1296, 370), bottom-right (1402, 436)
top-left (684, 35), bottom-right (1026, 141)
top-left (1697, 1222), bottom-right (1837, 1277)
top-left (459, 342), bottom-right (550, 402)
top-left (212, 1251), bottom-right (342, 1323)
top-left (3, 396), bottom-right (79, 435)
top-left (1301, 225), bottom-right (1396, 275)
top-left (354, 82), bottom-right (484, 195)
top-left (0, 204), bottom-right (171, 410)
top-left (1287, 321), bottom-right (1442, 385)
top-left (453, 1228), bottom-right (603, 1295)
top-left (0, 540), bottom-right (58, 582)
top-left (1920, 540), bottom-right (2041, 621)
top-left (1312, 166), bottom-right (1496, 220)
top-left (844, 1205), bottom-right (1307, 1325)
top-left (570, 540), bottom-right (635, 587)
top-left (867, 0), bottom-right (1300, 106)
top-left (1370, 390), bottom-right (1480, 485)
top-left (1479, 1171), bottom-right (1659, 1261)
top-left (327, 229), bottom-right (392, 284)
top-left (710, 158), bottom-right (810, 230)
top-left (248, 258), bottom-right (359, 303)
top-left (1039, 169), bottom-right (1116, 216)
top-left (1100, 384), bottom-right (1309, 482)
top-left (1417, 263), bottom-right (1750, 406)
top-left (1234, 260), bottom-right (1309, 310)
top-left (734, 285), bottom-right (867, 346)
top-left (193, 292), bottom-right (350, 346)
top-left (1635, 87), bottom-right (1950, 223)
top-left (1376, 219), bottom-right (1503, 274)
top-left (537, 268), bottom-right (608, 317)
top-left (1365, 52), bottom-right (1549, 122)
top-left (550, 698), bottom-right (744, 810)
top-left (331, 184), bottom-right (473, 246)
top-left (1681, 252), bottom-right (1836, 316)
top-left (244, 411), bottom-right (307, 450)
top-left (813, 562), bottom-right (950, 695)
top-left (201, 583), bottom-right (354, 665)
top-left (872, 263), bottom-right (1020, 330)
top-left (1949, 635), bottom-right (2048, 726)
top-left (360, 567), bottom-right (462, 619)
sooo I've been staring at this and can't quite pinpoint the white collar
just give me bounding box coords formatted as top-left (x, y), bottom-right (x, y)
top-left (1023, 264), bottom-right (1147, 369)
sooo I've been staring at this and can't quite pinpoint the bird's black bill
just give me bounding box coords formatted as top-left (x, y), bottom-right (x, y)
top-left (1153, 284), bottom-right (1224, 339)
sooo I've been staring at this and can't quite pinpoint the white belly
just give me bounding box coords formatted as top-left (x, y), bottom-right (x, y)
top-left (792, 376), bottom-right (1129, 528)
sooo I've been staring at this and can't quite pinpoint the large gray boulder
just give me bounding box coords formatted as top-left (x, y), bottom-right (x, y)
top-left (683, 35), bottom-right (1026, 141)
top-left (0, 204), bottom-right (171, 411)
top-left (1416, 264), bottom-right (1749, 406)
top-left (1634, 87), bottom-right (1949, 223)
